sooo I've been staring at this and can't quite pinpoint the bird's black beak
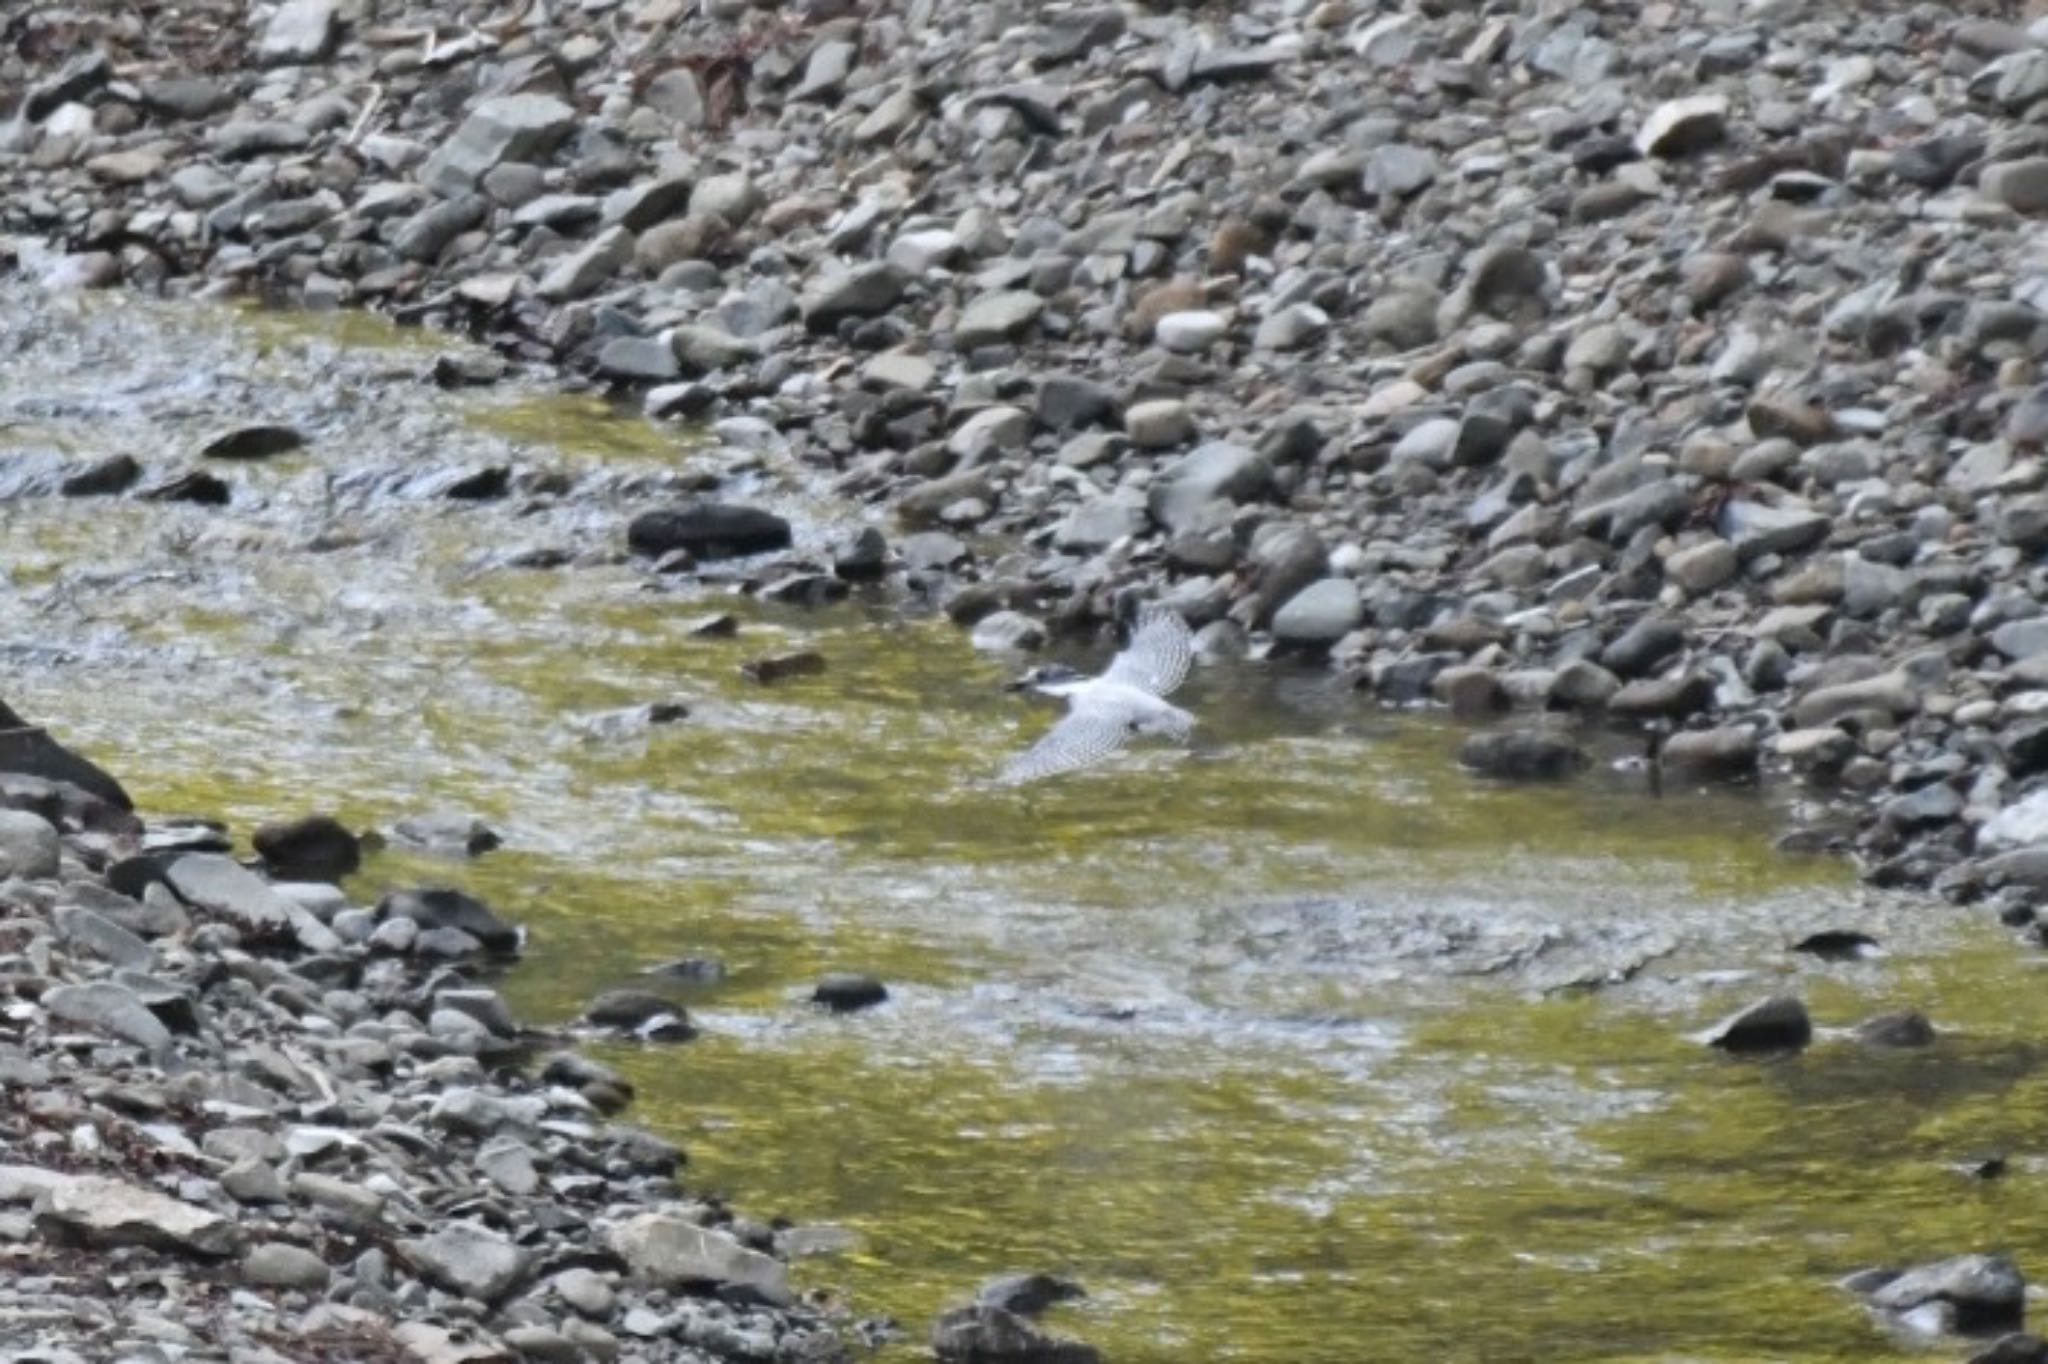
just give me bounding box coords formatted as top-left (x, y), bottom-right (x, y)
top-left (1004, 676), bottom-right (1032, 692)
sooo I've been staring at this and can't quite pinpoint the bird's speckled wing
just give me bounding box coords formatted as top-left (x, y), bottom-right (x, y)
top-left (1100, 606), bottom-right (1192, 698)
top-left (999, 706), bottom-right (1133, 785)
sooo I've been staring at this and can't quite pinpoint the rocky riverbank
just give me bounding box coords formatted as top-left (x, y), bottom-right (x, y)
top-left (0, 714), bottom-right (910, 1361)
top-left (16, 0), bottom-right (2048, 916)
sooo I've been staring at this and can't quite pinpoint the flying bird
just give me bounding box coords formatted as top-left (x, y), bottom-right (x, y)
top-left (999, 605), bottom-right (1196, 784)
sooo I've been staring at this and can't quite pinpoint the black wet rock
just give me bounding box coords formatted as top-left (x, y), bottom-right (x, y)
top-left (138, 469), bottom-right (230, 505)
top-left (628, 503), bottom-right (794, 560)
top-left (1793, 931), bottom-right (1880, 962)
top-left (375, 887), bottom-right (521, 955)
top-left (200, 425), bottom-right (305, 460)
top-left (1704, 995), bottom-right (1811, 1053)
top-left (583, 989), bottom-right (697, 1041)
top-left (251, 814), bottom-right (361, 883)
top-left (1458, 730), bottom-right (1588, 781)
top-left (60, 453), bottom-right (140, 496)
top-left (0, 698), bottom-right (131, 810)
top-left (812, 973), bottom-right (888, 1013)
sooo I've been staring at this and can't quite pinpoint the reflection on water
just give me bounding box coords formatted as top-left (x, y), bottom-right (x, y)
top-left (2, 289), bottom-right (2041, 1362)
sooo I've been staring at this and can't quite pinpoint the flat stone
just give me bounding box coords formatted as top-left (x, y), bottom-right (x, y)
top-left (397, 1224), bottom-right (533, 1304)
top-left (956, 290), bottom-right (1044, 349)
top-left (420, 96), bottom-right (579, 197)
top-left (537, 227), bottom-right (633, 303)
top-left (392, 195), bottom-right (488, 263)
top-left (1148, 442), bottom-right (1270, 534)
top-left (165, 853), bottom-right (339, 952)
top-left (52, 905), bottom-right (152, 968)
top-left (37, 1176), bottom-right (236, 1257)
top-left (802, 263), bottom-right (908, 331)
top-left (42, 982), bottom-right (171, 1053)
top-left (606, 1214), bottom-right (791, 1305)
top-left (258, 0), bottom-right (340, 64)
top-left (1792, 672), bottom-right (1918, 728)
top-left (1056, 498), bottom-right (1146, 552)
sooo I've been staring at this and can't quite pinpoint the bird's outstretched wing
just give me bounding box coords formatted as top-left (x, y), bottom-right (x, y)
top-left (1100, 605), bottom-right (1192, 698)
top-left (999, 706), bottom-right (1133, 785)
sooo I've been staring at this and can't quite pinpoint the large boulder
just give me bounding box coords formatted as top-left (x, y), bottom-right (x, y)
top-left (0, 699), bottom-right (130, 810)
top-left (605, 1214), bottom-right (792, 1305)
top-left (36, 1175), bottom-right (237, 1257)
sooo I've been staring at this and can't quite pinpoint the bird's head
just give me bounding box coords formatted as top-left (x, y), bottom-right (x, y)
top-left (1006, 663), bottom-right (1086, 695)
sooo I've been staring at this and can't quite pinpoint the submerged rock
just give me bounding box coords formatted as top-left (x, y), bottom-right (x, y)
top-left (812, 973), bottom-right (888, 1013)
top-left (389, 810), bottom-right (502, 858)
top-left (200, 425), bottom-right (305, 460)
top-left (583, 989), bottom-right (696, 1041)
top-left (1458, 730), bottom-right (1588, 781)
top-left (741, 650), bottom-right (827, 683)
top-left (932, 1303), bottom-right (1100, 1364)
top-left (1855, 1010), bottom-right (1936, 1049)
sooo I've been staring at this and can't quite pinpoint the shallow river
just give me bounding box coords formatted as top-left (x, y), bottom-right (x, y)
top-left (4, 285), bottom-right (2046, 1362)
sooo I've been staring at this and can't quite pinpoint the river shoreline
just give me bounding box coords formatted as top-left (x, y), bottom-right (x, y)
top-left (7, 0), bottom-right (2048, 917)
top-left (10, 0), bottom-right (2048, 1358)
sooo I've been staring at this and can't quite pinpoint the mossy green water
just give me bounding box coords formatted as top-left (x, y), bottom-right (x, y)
top-left (4, 294), bottom-right (2042, 1362)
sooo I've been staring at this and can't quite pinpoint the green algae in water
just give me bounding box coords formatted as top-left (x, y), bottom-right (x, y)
top-left (463, 391), bottom-right (703, 463)
top-left (7, 296), bottom-right (2043, 1361)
